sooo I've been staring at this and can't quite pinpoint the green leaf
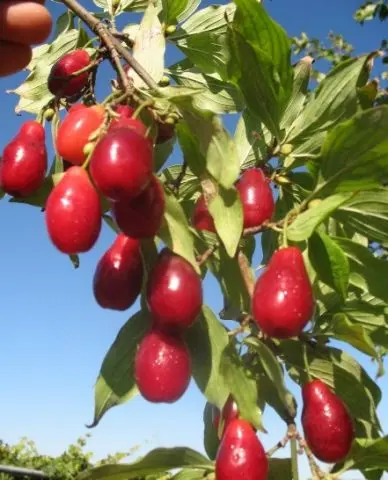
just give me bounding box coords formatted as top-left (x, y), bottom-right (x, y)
top-left (268, 458), bottom-right (292, 480)
top-left (281, 340), bottom-right (381, 436)
top-left (78, 447), bottom-right (212, 480)
top-left (89, 311), bottom-right (150, 428)
top-left (206, 182), bottom-right (243, 258)
top-left (185, 305), bottom-right (229, 408)
top-left (245, 337), bottom-right (297, 422)
top-left (207, 246), bottom-right (252, 319)
top-left (234, 110), bottom-right (273, 169)
top-left (286, 192), bottom-right (353, 242)
top-left (332, 436), bottom-right (388, 474)
top-left (280, 56), bottom-right (312, 131)
top-left (93, 0), bottom-right (116, 16)
top-left (286, 55), bottom-right (374, 144)
top-left (334, 237), bottom-right (388, 304)
top-left (132, 2), bottom-right (165, 88)
top-left (171, 469), bottom-right (209, 480)
top-left (179, 109), bottom-right (240, 190)
top-left (158, 189), bottom-right (199, 272)
top-left (159, 165), bottom-right (200, 199)
top-left (308, 231), bottom-right (349, 299)
top-left (121, 0), bottom-right (150, 13)
top-left (335, 188), bottom-right (388, 243)
top-left (154, 136), bottom-right (175, 172)
top-left (228, 0), bottom-right (292, 139)
top-left (329, 313), bottom-right (377, 358)
top-left (167, 61), bottom-right (244, 114)
top-left (219, 344), bottom-right (263, 431)
top-left (161, 0), bottom-right (199, 25)
top-left (202, 402), bottom-right (220, 461)
top-left (317, 106), bottom-right (388, 194)
top-left (171, 4), bottom-right (236, 78)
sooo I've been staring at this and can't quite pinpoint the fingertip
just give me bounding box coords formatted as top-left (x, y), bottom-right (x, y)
top-left (0, 41), bottom-right (32, 77)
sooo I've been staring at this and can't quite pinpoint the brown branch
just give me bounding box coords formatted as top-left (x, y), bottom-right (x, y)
top-left (237, 250), bottom-right (255, 298)
top-left (196, 245), bottom-right (217, 266)
top-left (59, 0), bottom-right (158, 90)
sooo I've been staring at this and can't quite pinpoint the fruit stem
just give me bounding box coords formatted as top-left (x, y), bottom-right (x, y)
top-left (302, 343), bottom-right (313, 382)
top-left (291, 437), bottom-right (300, 480)
top-left (282, 212), bottom-right (290, 248)
top-left (237, 250), bottom-right (255, 298)
top-left (132, 100), bottom-right (154, 119)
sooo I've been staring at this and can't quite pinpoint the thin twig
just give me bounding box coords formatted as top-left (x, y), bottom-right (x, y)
top-left (60, 0), bottom-right (158, 90)
top-left (197, 245), bottom-right (217, 266)
top-left (297, 434), bottom-right (326, 480)
top-left (237, 250), bottom-right (255, 298)
top-left (266, 433), bottom-right (290, 457)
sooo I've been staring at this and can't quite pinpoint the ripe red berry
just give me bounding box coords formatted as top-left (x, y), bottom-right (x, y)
top-left (135, 328), bottom-right (191, 403)
top-left (0, 121), bottom-right (47, 197)
top-left (236, 168), bottom-right (274, 229)
top-left (302, 380), bottom-right (355, 463)
top-left (45, 166), bottom-right (101, 254)
top-left (146, 249), bottom-right (203, 330)
top-left (93, 233), bottom-right (143, 311)
top-left (216, 419), bottom-right (268, 480)
top-left (221, 395), bottom-right (239, 432)
top-left (192, 195), bottom-right (216, 233)
top-left (252, 247), bottom-right (315, 339)
top-left (56, 105), bottom-right (105, 166)
top-left (111, 175), bottom-right (165, 238)
top-left (90, 127), bottom-right (153, 201)
top-left (48, 49), bottom-right (91, 98)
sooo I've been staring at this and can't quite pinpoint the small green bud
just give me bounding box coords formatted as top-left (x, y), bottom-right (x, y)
top-left (165, 116), bottom-right (176, 125)
top-left (83, 142), bottom-right (94, 157)
top-left (280, 143), bottom-right (294, 156)
top-left (159, 76), bottom-right (170, 87)
top-left (308, 199), bottom-right (323, 209)
top-left (165, 25), bottom-right (177, 36)
top-left (275, 174), bottom-right (291, 185)
top-left (43, 108), bottom-right (55, 121)
top-left (112, 0), bottom-right (120, 9)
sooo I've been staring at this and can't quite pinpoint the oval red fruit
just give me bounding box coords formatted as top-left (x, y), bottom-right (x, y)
top-left (252, 247), bottom-right (315, 339)
top-left (146, 249), bottom-right (202, 330)
top-left (48, 49), bottom-right (91, 98)
top-left (135, 328), bottom-right (191, 403)
top-left (90, 127), bottom-right (153, 201)
top-left (93, 233), bottom-right (143, 311)
top-left (45, 166), bottom-right (101, 254)
top-left (57, 105), bottom-right (105, 166)
top-left (0, 121), bottom-right (47, 196)
top-left (221, 395), bottom-right (239, 432)
top-left (302, 379), bottom-right (355, 463)
top-left (111, 175), bottom-right (165, 238)
top-left (236, 168), bottom-right (274, 229)
top-left (192, 195), bottom-right (216, 233)
top-left (216, 419), bottom-right (268, 480)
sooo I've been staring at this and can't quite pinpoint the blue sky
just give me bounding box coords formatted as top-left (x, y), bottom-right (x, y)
top-left (0, 1), bottom-right (387, 479)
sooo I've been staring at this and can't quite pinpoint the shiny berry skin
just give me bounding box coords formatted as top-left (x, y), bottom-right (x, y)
top-left (57, 105), bottom-right (105, 166)
top-left (68, 103), bottom-right (87, 115)
top-left (93, 233), bottom-right (143, 311)
top-left (48, 49), bottom-right (91, 98)
top-left (114, 105), bottom-right (134, 118)
top-left (221, 395), bottom-right (239, 431)
top-left (45, 166), bottom-right (101, 254)
top-left (135, 328), bottom-right (191, 403)
top-left (90, 127), bottom-right (153, 201)
top-left (216, 419), bottom-right (268, 480)
top-left (192, 195), bottom-right (216, 233)
top-left (111, 175), bottom-right (165, 238)
top-left (146, 249), bottom-right (203, 330)
top-left (156, 122), bottom-right (175, 144)
top-left (0, 121), bottom-right (47, 196)
top-left (109, 116), bottom-right (147, 137)
top-left (236, 168), bottom-right (274, 229)
top-left (302, 380), bottom-right (355, 463)
top-left (19, 120), bottom-right (46, 142)
top-left (252, 247), bottom-right (315, 339)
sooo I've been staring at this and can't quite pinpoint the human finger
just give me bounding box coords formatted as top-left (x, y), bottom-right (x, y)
top-left (0, 1), bottom-right (52, 45)
top-left (0, 40), bottom-right (32, 77)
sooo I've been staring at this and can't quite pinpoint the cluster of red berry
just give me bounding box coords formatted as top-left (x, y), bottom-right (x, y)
top-left (211, 386), bottom-right (354, 480)
top-left (0, 48), bottom-right (355, 479)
